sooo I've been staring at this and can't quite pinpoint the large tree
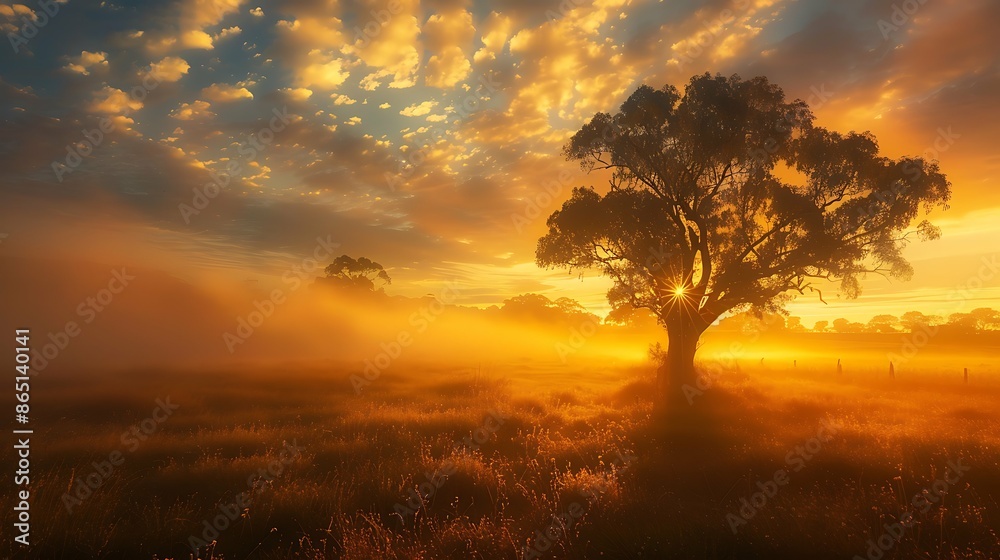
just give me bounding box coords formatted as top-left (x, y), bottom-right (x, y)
top-left (536, 73), bottom-right (951, 403)
top-left (323, 255), bottom-right (391, 292)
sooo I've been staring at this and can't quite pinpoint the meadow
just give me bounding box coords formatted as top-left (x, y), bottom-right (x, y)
top-left (3, 344), bottom-right (999, 560)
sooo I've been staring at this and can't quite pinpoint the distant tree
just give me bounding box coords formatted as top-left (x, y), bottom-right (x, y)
top-left (832, 318), bottom-right (864, 333)
top-left (500, 293), bottom-right (555, 319)
top-left (946, 308), bottom-right (1000, 334)
top-left (945, 312), bottom-right (977, 334)
top-left (715, 311), bottom-right (759, 332)
top-left (323, 255), bottom-right (391, 292)
top-left (969, 307), bottom-right (1000, 331)
top-left (536, 73), bottom-right (950, 402)
top-left (715, 311), bottom-right (784, 335)
top-left (786, 316), bottom-right (806, 332)
top-left (500, 293), bottom-right (598, 325)
top-left (866, 314), bottom-right (900, 333)
top-left (812, 320), bottom-right (829, 333)
top-left (554, 297), bottom-right (590, 317)
top-left (899, 310), bottom-right (939, 332)
top-left (606, 303), bottom-right (636, 325)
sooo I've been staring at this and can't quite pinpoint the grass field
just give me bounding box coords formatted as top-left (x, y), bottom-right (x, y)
top-left (3, 349), bottom-right (999, 560)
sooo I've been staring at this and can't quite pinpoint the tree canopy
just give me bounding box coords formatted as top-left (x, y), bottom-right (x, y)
top-left (323, 255), bottom-right (391, 292)
top-left (536, 73), bottom-right (952, 398)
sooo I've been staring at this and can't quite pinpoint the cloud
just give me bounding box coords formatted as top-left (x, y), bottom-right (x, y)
top-left (201, 83), bottom-right (254, 102)
top-left (359, 73), bottom-right (382, 91)
top-left (170, 100), bottom-right (215, 121)
top-left (501, 0), bottom-right (638, 129)
top-left (423, 9), bottom-right (475, 88)
top-left (270, 7), bottom-right (350, 92)
top-left (297, 58), bottom-right (350, 90)
top-left (249, 6), bottom-right (263, 16)
top-left (273, 11), bottom-right (345, 51)
top-left (63, 51), bottom-right (109, 76)
top-left (348, 0), bottom-right (421, 89)
top-left (87, 86), bottom-right (144, 115)
top-left (280, 87), bottom-right (314, 101)
top-left (331, 94), bottom-right (357, 105)
top-left (141, 0), bottom-right (246, 53)
top-left (400, 100), bottom-right (439, 117)
top-left (213, 26), bottom-right (242, 41)
top-left (185, 0), bottom-right (244, 28)
top-left (180, 29), bottom-right (214, 49)
top-left (474, 12), bottom-right (513, 63)
top-left (426, 46), bottom-right (473, 89)
top-left (149, 56), bottom-right (191, 82)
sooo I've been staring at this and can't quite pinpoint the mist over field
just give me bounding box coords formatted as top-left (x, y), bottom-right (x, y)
top-left (4, 244), bottom-right (996, 381)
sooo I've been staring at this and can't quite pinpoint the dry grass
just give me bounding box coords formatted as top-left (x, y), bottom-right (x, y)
top-left (2, 357), bottom-right (999, 559)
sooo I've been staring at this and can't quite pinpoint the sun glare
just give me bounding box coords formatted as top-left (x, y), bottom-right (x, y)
top-left (673, 285), bottom-right (686, 298)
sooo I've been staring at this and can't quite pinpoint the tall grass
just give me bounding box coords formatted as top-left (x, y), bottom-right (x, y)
top-left (2, 359), bottom-right (998, 559)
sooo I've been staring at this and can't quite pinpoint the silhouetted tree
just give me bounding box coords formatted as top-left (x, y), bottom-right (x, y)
top-left (499, 293), bottom-right (598, 325)
top-left (812, 320), bottom-right (829, 333)
top-left (866, 314), bottom-right (900, 333)
top-left (536, 73), bottom-right (950, 403)
top-left (786, 316), bottom-right (806, 332)
top-left (715, 311), bottom-right (781, 333)
top-left (899, 310), bottom-right (939, 332)
top-left (968, 307), bottom-right (1000, 331)
top-left (832, 318), bottom-right (864, 333)
top-left (945, 308), bottom-right (1000, 334)
top-left (323, 255), bottom-right (391, 292)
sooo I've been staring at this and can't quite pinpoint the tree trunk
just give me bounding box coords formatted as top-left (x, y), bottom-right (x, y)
top-left (656, 319), bottom-right (706, 407)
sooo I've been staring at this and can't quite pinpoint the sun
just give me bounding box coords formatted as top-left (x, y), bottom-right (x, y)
top-left (673, 285), bottom-right (685, 298)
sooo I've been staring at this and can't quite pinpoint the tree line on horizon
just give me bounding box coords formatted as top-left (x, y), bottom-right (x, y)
top-left (719, 307), bottom-right (1000, 336)
top-left (315, 255), bottom-right (999, 337)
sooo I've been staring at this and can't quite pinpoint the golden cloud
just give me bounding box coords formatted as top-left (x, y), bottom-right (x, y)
top-left (474, 12), bottom-right (513, 63)
top-left (348, 0), bottom-right (421, 89)
top-left (170, 100), bottom-right (215, 121)
top-left (426, 45), bottom-right (472, 89)
top-left (400, 100), bottom-right (438, 117)
top-left (297, 58), bottom-right (350, 90)
top-left (331, 94), bottom-right (358, 105)
top-left (201, 83), bottom-right (254, 102)
top-left (281, 87), bottom-right (314, 101)
top-left (87, 86), bottom-right (144, 115)
top-left (63, 51), bottom-right (108, 75)
top-left (149, 56), bottom-right (191, 82)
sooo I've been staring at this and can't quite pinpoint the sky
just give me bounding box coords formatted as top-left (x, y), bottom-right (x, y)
top-left (1, 0), bottom-right (998, 324)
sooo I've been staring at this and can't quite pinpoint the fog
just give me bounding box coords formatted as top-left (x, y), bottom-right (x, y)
top-left (0, 197), bottom-right (657, 377)
top-left (2, 194), bottom-right (995, 388)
